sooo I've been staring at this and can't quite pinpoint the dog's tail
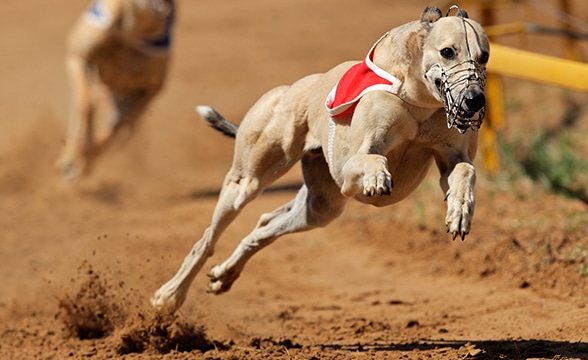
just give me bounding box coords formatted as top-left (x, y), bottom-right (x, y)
top-left (196, 105), bottom-right (239, 139)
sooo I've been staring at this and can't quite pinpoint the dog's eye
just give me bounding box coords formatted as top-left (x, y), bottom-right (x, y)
top-left (440, 47), bottom-right (455, 59)
top-left (478, 51), bottom-right (489, 64)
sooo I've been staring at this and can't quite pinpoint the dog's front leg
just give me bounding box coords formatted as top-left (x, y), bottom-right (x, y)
top-left (439, 159), bottom-right (476, 240)
top-left (434, 127), bottom-right (478, 240)
top-left (56, 55), bottom-right (93, 181)
top-left (337, 94), bottom-right (409, 198)
top-left (57, 15), bottom-right (117, 181)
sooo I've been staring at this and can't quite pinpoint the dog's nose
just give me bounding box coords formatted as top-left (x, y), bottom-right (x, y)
top-left (464, 90), bottom-right (485, 112)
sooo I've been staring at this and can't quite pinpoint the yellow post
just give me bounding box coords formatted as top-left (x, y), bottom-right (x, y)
top-left (479, 3), bottom-right (504, 175)
top-left (560, 0), bottom-right (581, 61)
top-left (480, 72), bottom-right (504, 174)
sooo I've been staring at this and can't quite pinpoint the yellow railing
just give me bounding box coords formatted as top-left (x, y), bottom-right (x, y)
top-left (487, 43), bottom-right (588, 91)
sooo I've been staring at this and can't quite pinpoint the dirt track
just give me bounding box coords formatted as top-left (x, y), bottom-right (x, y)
top-left (1, 1), bottom-right (588, 359)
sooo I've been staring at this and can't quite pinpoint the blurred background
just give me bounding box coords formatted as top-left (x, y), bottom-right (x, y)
top-left (0, 0), bottom-right (587, 358)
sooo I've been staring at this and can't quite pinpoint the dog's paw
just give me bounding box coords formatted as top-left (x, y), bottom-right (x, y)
top-left (363, 169), bottom-right (393, 196)
top-left (207, 265), bottom-right (239, 295)
top-left (55, 153), bottom-right (85, 183)
top-left (342, 155), bottom-right (393, 197)
top-left (444, 186), bottom-right (475, 240)
top-left (150, 292), bottom-right (175, 311)
top-left (362, 156), bottom-right (393, 196)
top-left (150, 283), bottom-right (183, 312)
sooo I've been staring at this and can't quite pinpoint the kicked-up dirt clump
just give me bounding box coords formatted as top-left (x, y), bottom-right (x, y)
top-left (116, 308), bottom-right (218, 355)
top-left (56, 264), bottom-right (124, 340)
top-left (56, 262), bottom-right (217, 355)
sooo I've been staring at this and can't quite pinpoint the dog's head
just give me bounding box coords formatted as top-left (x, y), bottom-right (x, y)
top-left (419, 6), bottom-right (490, 133)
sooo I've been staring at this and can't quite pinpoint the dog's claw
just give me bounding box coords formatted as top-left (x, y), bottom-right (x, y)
top-left (446, 224), bottom-right (469, 241)
top-left (363, 172), bottom-right (393, 197)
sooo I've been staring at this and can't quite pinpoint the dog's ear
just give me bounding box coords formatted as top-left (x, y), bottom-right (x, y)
top-left (417, 6), bottom-right (442, 49)
top-left (445, 5), bottom-right (469, 19)
top-left (454, 8), bottom-right (469, 19)
top-left (420, 6), bottom-right (442, 24)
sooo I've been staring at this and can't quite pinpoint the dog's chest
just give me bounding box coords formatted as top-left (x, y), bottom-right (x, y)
top-left (124, 16), bottom-right (164, 41)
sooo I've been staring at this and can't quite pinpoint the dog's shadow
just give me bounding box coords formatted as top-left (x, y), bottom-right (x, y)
top-left (319, 339), bottom-right (588, 359)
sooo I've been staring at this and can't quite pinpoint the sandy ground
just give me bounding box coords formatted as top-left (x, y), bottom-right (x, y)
top-left (1, 0), bottom-right (588, 359)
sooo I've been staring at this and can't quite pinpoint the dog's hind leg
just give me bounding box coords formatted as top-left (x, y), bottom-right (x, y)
top-left (150, 168), bottom-right (268, 310)
top-left (152, 86), bottom-right (312, 310)
top-left (207, 152), bottom-right (346, 294)
top-left (151, 165), bottom-right (302, 310)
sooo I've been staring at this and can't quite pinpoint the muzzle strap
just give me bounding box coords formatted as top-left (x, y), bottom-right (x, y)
top-left (434, 59), bottom-right (486, 133)
top-left (432, 8), bottom-right (487, 133)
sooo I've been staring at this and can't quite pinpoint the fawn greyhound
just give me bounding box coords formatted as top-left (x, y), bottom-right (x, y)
top-left (152, 5), bottom-right (490, 311)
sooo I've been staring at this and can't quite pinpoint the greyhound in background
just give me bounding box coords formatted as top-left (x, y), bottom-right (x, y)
top-left (56, 0), bottom-right (174, 181)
